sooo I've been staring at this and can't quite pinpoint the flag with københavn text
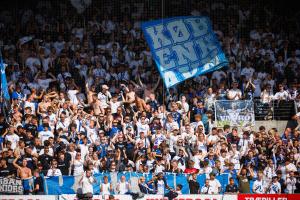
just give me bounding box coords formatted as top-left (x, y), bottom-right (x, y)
top-left (142, 16), bottom-right (228, 88)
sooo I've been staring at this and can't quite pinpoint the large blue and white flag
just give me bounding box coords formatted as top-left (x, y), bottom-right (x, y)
top-left (0, 58), bottom-right (10, 100)
top-left (142, 16), bottom-right (228, 88)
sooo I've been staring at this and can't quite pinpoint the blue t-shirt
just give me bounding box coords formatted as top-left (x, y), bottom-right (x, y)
top-left (109, 126), bottom-right (120, 138)
top-left (11, 91), bottom-right (24, 100)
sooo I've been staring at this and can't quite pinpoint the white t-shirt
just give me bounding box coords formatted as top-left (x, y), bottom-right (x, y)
top-left (118, 181), bottom-right (129, 194)
top-left (156, 179), bottom-right (165, 195)
top-left (207, 135), bottom-right (219, 144)
top-left (47, 168), bottom-right (62, 177)
top-left (274, 91), bottom-right (290, 100)
top-left (101, 182), bottom-right (111, 195)
top-left (67, 90), bottom-right (79, 105)
top-left (38, 130), bottom-right (54, 143)
top-left (81, 176), bottom-right (95, 194)
top-left (5, 133), bottom-right (20, 150)
top-left (286, 177), bottom-right (297, 194)
top-left (253, 179), bottom-right (266, 194)
top-left (110, 101), bottom-right (122, 114)
top-left (241, 67), bottom-right (255, 80)
top-left (37, 78), bottom-right (52, 90)
top-left (56, 120), bottom-right (70, 131)
top-left (227, 89), bottom-right (242, 100)
top-left (24, 101), bottom-right (36, 114)
top-left (136, 122), bottom-right (150, 136)
top-left (98, 92), bottom-right (109, 108)
top-left (152, 133), bottom-right (166, 148)
top-left (73, 160), bottom-right (84, 176)
top-left (211, 70), bottom-right (226, 83)
top-left (208, 179), bottom-right (221, 194)
top-left (268, 182), bottom-right (281, 194)
top-left (253, 79), bottom-right (261, 97)
top-left (201, 185), bottom-right (214, 194)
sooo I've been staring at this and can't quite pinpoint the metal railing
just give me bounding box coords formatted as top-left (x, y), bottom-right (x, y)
top-left (253, 99), bottom-right (297, 120)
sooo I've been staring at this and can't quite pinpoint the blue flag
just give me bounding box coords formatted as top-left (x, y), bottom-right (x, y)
top-left (142, 16), bottom-right (228, 88)
top-left (0, 58), bottom-right (10, 100)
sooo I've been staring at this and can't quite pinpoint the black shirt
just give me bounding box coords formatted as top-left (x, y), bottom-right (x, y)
top-left (0, 165), bottom-right (13, 177)
top-left (38, 154), bottom-right (53, 171)
top-left (57, 159), bottom-right (69, 175)
top-left (226, 184), bottom-right (238, 193)
top-left (34, 176), bottom-right (44, 194)
top-left (189, 179), bottom-right (200, 194)
top-left (115, 141), bottom-right (127, 151)
top-left (0, 121), bottom-right (8, 135)
top-left (24, 123), bottom-right (38, 137)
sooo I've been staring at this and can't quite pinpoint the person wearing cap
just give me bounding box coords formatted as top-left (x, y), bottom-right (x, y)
top-left (98, 84), bottom-right (111, 113)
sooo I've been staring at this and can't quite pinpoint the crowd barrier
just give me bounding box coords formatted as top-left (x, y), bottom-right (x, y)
top-left (43, 172), bottom-right (229, 195)
top-left (1, 194), bottom-right (300, 200)
top-left (214, 100), bottom-right (297, 127)
top-left (0, 173), bottom-right (261, 195)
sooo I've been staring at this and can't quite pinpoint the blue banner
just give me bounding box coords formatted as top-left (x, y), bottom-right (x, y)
top-left (0, 58), bottom-right (10, 100)
top-left (141, 16), bottom-right (228, 88)
top-left (44, 172), bottom-right (230, 195)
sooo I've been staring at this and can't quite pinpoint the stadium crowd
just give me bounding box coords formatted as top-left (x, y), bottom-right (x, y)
top-left (0, 0), bottom-right (300, 197)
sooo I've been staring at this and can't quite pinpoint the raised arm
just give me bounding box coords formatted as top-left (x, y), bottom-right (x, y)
top-left (13, 155), bottom-right (22, 170)
top-left (137, 76), bottom-right (145, 88)
top-left (48, 73), bottom-right (57, 82)
top-left (152, 77), bottom-right (161, 91)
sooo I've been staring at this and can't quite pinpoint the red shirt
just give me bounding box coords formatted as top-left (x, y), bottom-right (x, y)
top-left (184, 168), bottom-right (199, 174)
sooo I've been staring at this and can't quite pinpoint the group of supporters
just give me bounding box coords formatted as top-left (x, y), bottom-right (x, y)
top-left (0, 0), bottom-right (299, 198)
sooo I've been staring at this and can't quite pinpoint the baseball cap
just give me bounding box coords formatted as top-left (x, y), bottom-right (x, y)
top-left (102, 84), bottom-right (109, 90)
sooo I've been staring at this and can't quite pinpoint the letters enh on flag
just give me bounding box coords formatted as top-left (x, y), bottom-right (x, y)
top-left (142, 16), bottom-right (228, 88)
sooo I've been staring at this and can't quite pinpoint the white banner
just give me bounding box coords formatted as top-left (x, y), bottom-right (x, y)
top-left (0, 177), bottom-right (23, 194)
top-left (215, 100), bottom-right (255, 127)
top-left (59, 194), bottom-right (238, 200)
top-left (0, 195), bottom-right (57, 200)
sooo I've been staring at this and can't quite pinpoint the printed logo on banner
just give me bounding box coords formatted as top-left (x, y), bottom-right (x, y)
top-left (214, 100), bottom-right (255, 127)
top-left (142, 16), bottom-right (228, 88)
top-left (0, 195), bottom-right (56, 200)
top-left (238, 194), bottom-right (300, 200)
top-left (0, 177), bottom-right (23, 194)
